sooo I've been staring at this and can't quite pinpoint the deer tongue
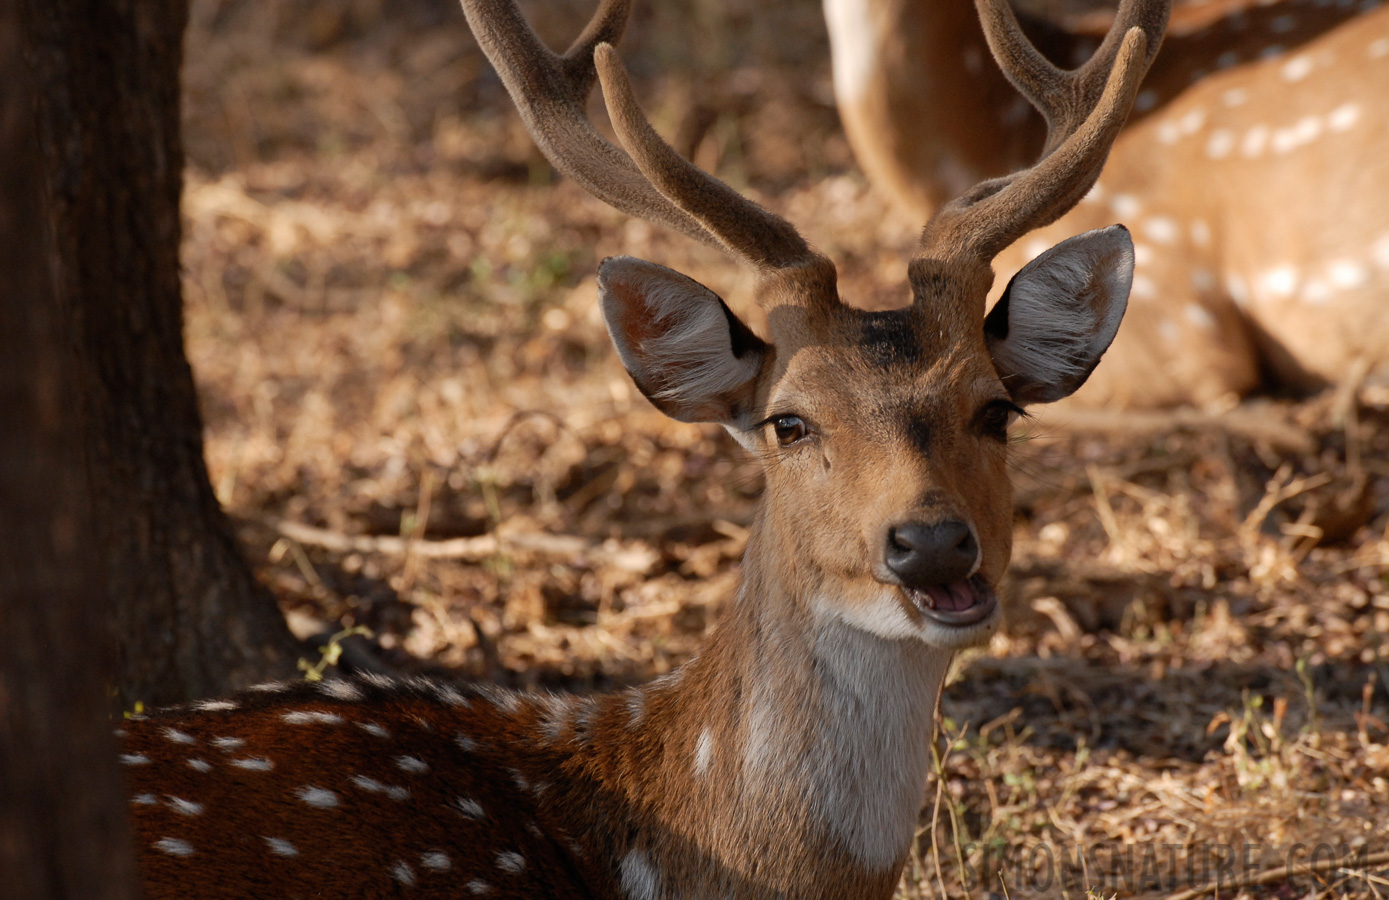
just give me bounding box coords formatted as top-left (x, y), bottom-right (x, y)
top-left (921, 580), bottom-right (980, 612)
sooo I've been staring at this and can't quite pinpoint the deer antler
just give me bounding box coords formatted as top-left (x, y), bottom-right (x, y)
top-left (917, 0), bottom-right (1170, 264)
top-left (461, 0), bottom-right (824, 273)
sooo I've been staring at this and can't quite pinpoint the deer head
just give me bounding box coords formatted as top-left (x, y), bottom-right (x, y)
top-left (464, 0), bottom-right (1164, 650)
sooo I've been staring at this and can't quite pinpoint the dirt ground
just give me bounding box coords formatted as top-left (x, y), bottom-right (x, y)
top-left (179, 0), bottom-right (1389, 896)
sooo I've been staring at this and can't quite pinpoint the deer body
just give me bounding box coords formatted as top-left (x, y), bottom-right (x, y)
top-left (829, 0), bottom-right (1389, 407)
top-left (122, 0), bottom-right (1168, 894)
top-left (123, 542), bottom-right (951, 899)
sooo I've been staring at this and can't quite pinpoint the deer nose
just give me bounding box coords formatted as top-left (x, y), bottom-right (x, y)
top-left (885, 520), bottom-right (978, 587)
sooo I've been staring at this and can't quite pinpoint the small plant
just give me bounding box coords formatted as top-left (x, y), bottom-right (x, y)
top-left (296, 625), bottom-right (373, 682)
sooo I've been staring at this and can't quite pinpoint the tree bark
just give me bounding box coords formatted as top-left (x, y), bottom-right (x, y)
top-left (0, 0), bottom-right (139, 893)
top-left (19, 0), bottom-right (299, 708)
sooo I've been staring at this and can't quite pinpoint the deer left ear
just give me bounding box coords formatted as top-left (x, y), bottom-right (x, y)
top-left (598, 256), bottom-right (768, 425)
top-left (984, 225), bottom-right (1133, 405)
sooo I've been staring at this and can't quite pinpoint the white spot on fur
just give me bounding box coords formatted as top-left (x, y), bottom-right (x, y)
top-left (319, 679), bottom-right (363, 701)
top-left (467, 881), bottom-right (492, 896)
top-left (1132, 243), bottom-right (1153, 266)
top-left (1184, 304), bottom-right (1215, 330)
top-left (1272, 116), bottom-right (1322, 154)
top-left (1371, 233), bottom-right (1389, 269)
top-left (1277, 54), bottom-right (1311, 81)
top-left (430, 683), bottom-right (469, 707)
top-left (1241, 125), bottom-right (1269, 157)
top-left (120, 753), bottom-right (151, 766)
top-left (154, 838), bottom-right (195, 857)
top-left (1178, 108), bottom-right (1205, 135)
top-left (1134, 89), bottom-right (1158, 112)
top-left (537, 694), bottom-right (572, 742)
top-left (1328, 259), bottom-right (1369, 289)
top-left (230, 757), bottom-right (274, 771)
top-left (421, 851), bottom-right (452, 871)
top-left (456, 733), bottom-right (479, 752)
top-left (396, 755), bottom-right (430, 774)
top-left (248, 681), bottom-right (290, 693)
top-left (1206, 129), bottom-right (1235, 159)
top-left (453, 797), bottom-right (485, 819)
top-left (1191, 269), bottom-right (1217, 293)
top-left (619, 849), bottom-right (660, 900)
top-left (497, 851), bottom-right (526, 873)
top-left (187, 758), bottom-right (212, 773)
top-left (1327, 103), bottom-right (1361, 132)
top-left (1083, 182), bottom-right (1106, 204)
top-left (163, 728), bottom-right (195, 744)
top-left (391, 861), bottom-right (416, 885)
top-left (194, 699), bottom-right (238, 712)
top-left (1216, 51), bottom-right (1239, 69)
top-left (1130, 274), bottom-right (1158, 300)
top-left (1302, 278), bottom-right (1333, 305)
top-left (1369, 37), bottom-right (1389, 58)
top-left (1269, 13), bottom-right (1298, 33)
top-left (1156, 118), bottom-right (1182, 144)
top-left (264, 837), bottom-right (298, 857)
top-left (165, 795), bottom-right (205, 821)
top-left (1022, 237), bottom-right (1050, 262)
top-left (358, 722), bottom-right (390, 739)
top-left (282, 710), bottom-right (344, 726)
top-left (1111, 194), bottom-right (1142, 218)
top-left (132, 793), bottom-right (157, 805)
top-left (508, 768), bottom-right (530, 792)
top-left (1142, 217), bottom-right (1179, 245)
top-left (694, 728), bottom-right (714, 776)
top-left (211, 737), bottom-right (245, 752)
top-left (1226, 273), bottom-right (1250, 307)
top-left (351, 775), bottom-right (410, 801)
top-left (296, 786), bottom-right (339, 808)
top-left (1159, 320), bottom-right (1180, 342)
top-left (1223, 88), bottom-right (1249, 107)
top-left (1262, 265), bottom-right (1300, 298)
top-left (626, 690), bottom-right (645, 727)
top-left (1191, 220), bottom-right (1212, 248)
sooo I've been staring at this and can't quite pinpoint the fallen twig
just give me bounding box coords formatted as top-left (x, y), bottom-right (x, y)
top-left (269, 518), bottom-right (658, 572)
top-left (1164, 850), bottom-right (1389, 900)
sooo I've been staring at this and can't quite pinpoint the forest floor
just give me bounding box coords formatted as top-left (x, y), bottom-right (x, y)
top-left (180, 0), bottom-right (1388, 896)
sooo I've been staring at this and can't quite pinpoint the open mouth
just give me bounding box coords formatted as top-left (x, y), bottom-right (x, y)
top-left (902, 574), bottom-right (997, 627)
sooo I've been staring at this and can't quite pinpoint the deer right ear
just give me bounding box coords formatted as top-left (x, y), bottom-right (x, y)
top-left (598, 256), bottom-right (768, 425)
top-left (984, 225), bottom-right (1134, 405)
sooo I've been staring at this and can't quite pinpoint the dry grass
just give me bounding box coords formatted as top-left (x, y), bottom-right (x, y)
top-left (181, 1), bottom-right (1389, 896)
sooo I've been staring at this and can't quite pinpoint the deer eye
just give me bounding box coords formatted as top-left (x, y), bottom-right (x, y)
top-left (771, 415), bottom-right (809, 447)
top-left (978, 400), bottom-right (1024, 442)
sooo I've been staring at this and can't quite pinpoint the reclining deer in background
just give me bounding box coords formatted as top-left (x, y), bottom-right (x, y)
top-left (118, 0), bottom-right (1167, 896)
top-left (828, 0), bottom-right (1389, 408)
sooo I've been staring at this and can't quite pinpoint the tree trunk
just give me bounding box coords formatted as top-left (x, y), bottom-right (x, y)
top-left (0, 1), bottom-right (139, 893)
top-left (19, 0), bottom-right (299, 708)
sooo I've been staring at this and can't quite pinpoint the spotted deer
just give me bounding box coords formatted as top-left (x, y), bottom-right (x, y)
top-left (118, 0), bottom-right (1166, 896)
top-left (828, 0), bottom-right (1389, 408)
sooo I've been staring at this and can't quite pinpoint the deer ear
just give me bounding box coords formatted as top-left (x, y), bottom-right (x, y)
top-left (598, 256), bottom-right (768, 424)
top-left (984, 225), bottom-right (1133, 405)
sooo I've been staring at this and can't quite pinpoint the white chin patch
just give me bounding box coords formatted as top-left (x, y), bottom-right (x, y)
top-left (814, 589), bottom-right (1001, 649)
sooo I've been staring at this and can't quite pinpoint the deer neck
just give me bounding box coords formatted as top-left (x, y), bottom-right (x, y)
top-left (571, 519), bottom-right (951, 898)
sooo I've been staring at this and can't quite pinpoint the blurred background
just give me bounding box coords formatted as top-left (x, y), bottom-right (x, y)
top-left (177, 0), bottom-right (1388, 896)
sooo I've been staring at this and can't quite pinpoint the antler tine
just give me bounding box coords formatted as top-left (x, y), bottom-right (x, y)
top-left (593, 45), bottom-right (819, 270)
top-left (978, 0), bottom-right (1167, 156)
top-left (462, 0), bottom-right (711, 247)
top-left (916, 0), bottom-right (1168, 265)
top-left (462, 0), bottom-right (822, 274)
